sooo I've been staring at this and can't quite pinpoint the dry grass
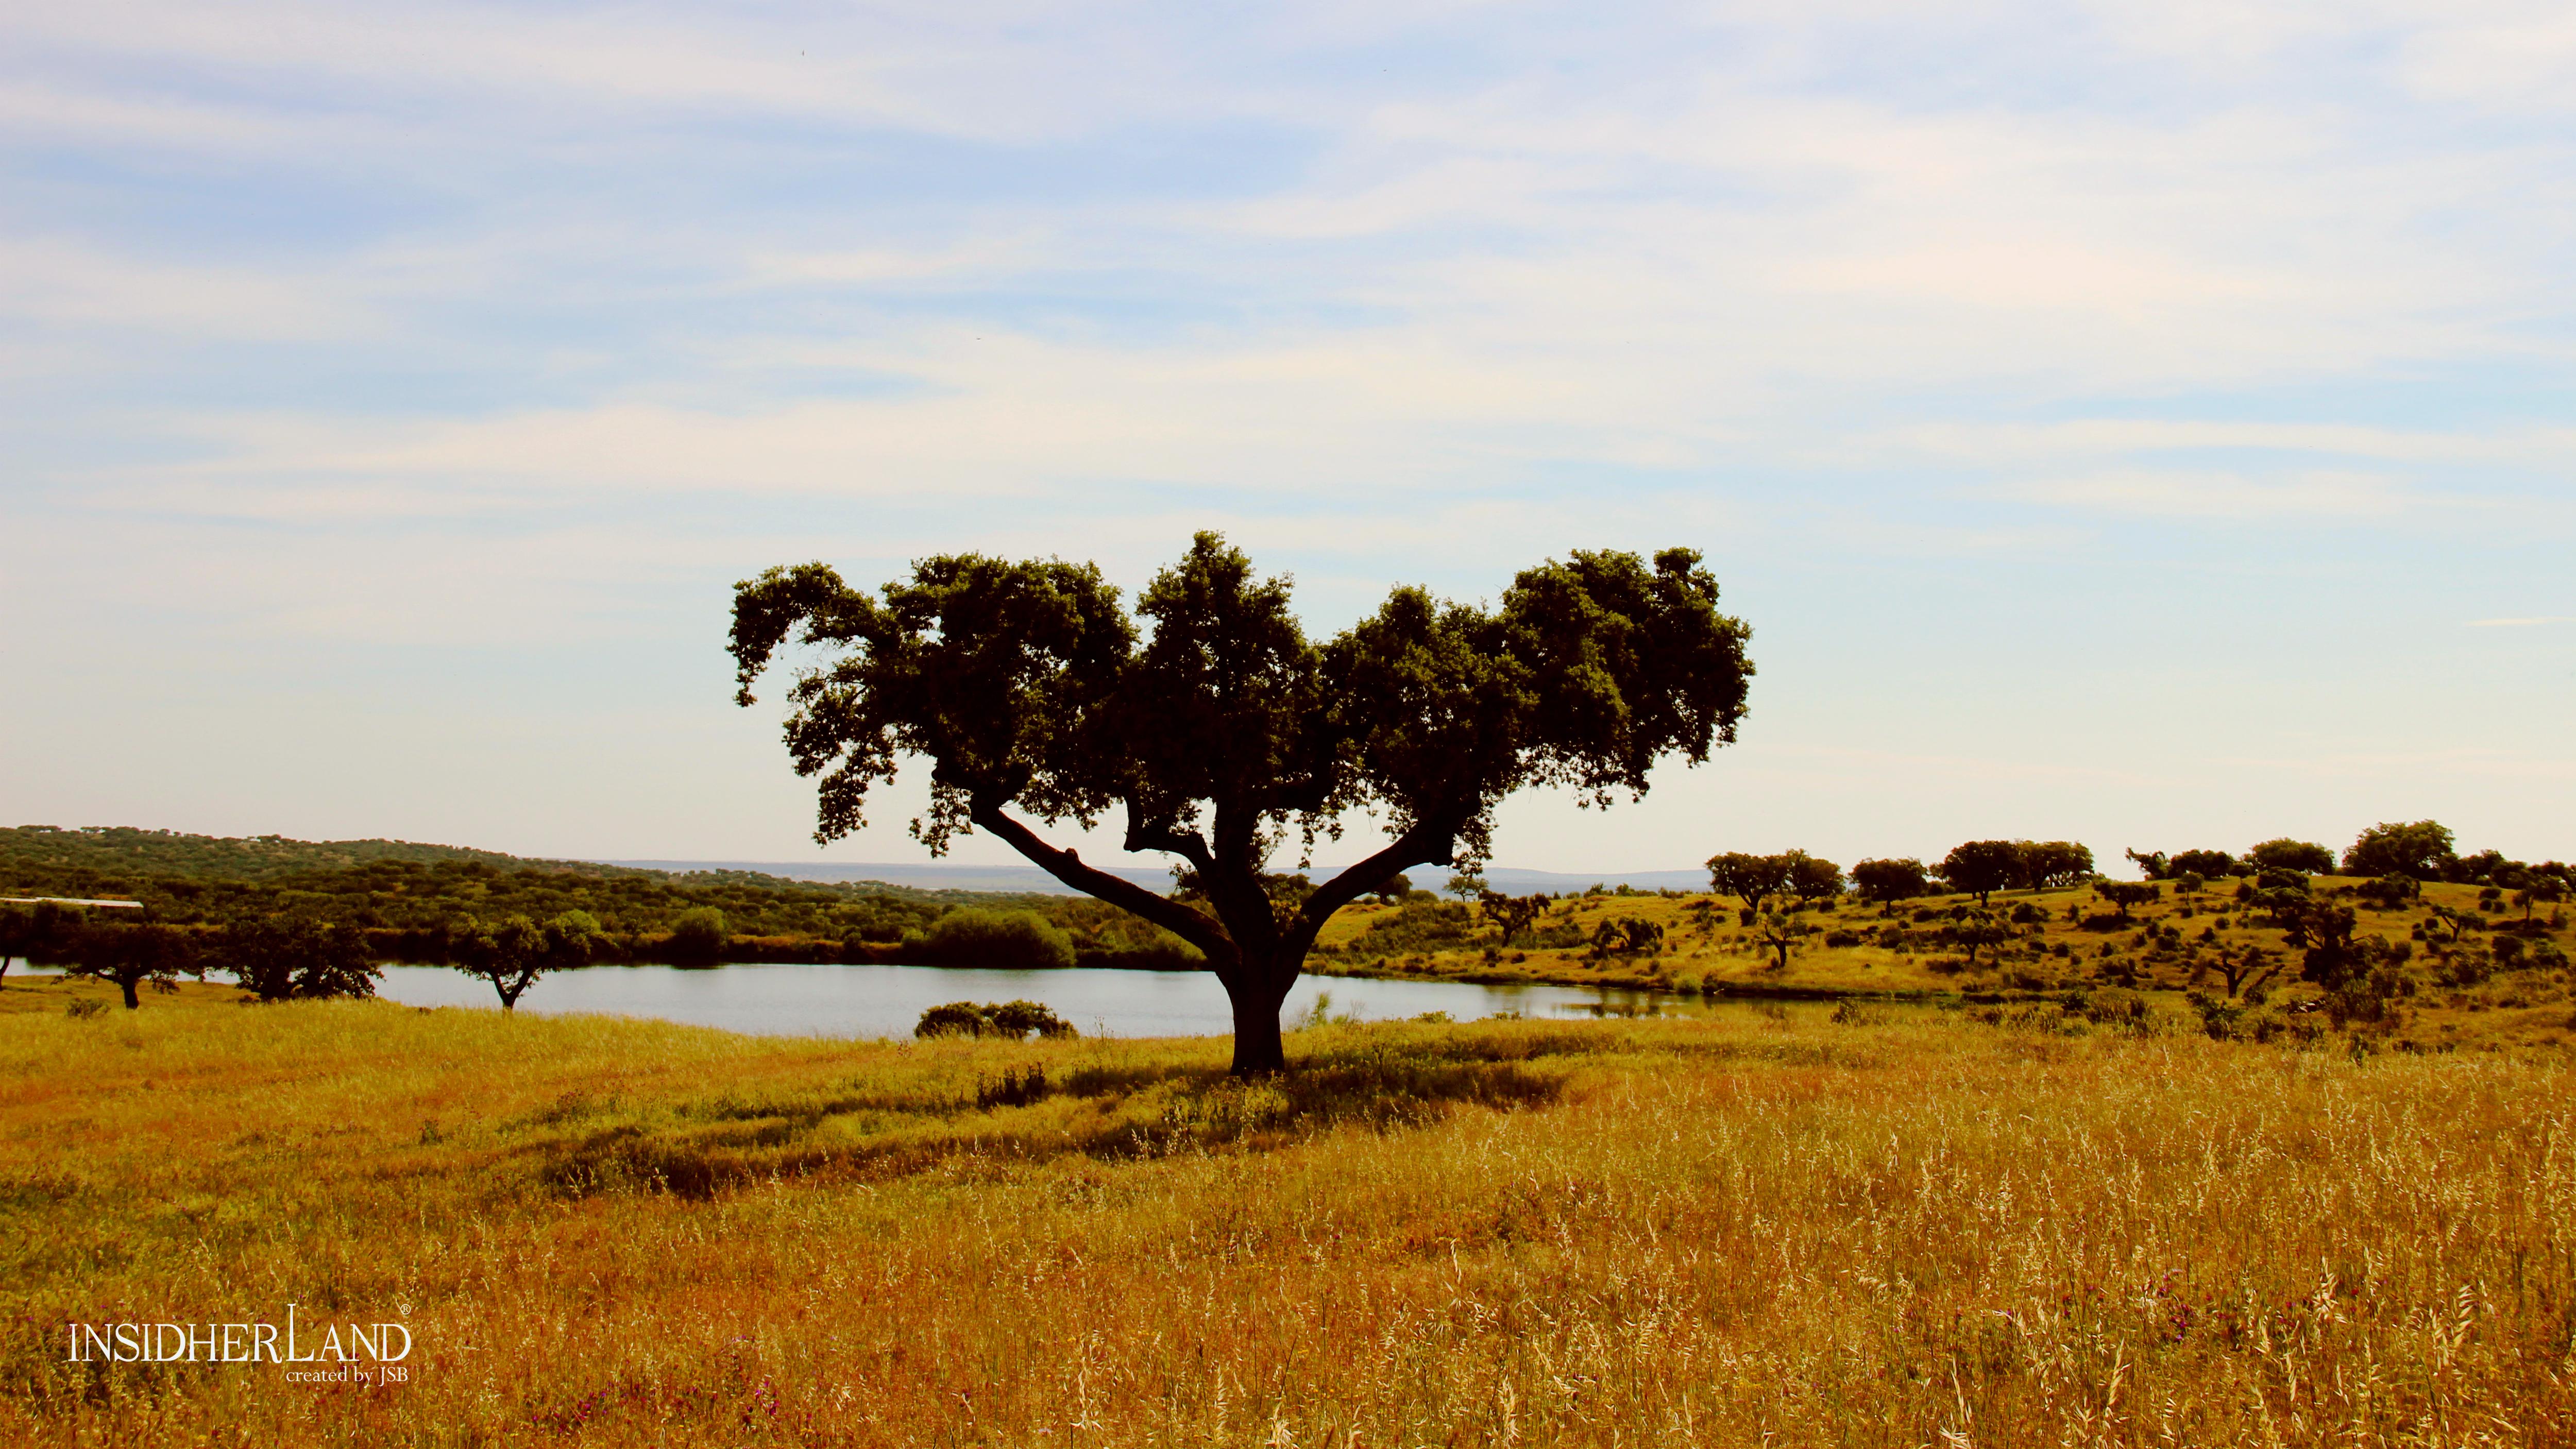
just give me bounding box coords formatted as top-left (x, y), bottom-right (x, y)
top-left (3, 974), bottom-right (2570, 1446)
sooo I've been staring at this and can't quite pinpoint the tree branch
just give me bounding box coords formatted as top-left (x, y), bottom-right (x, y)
top-left (968, 799), bottom-right (1238, 968)
top-left (1287, 811), bottom-right (1468, 957)
top-left (1121, 803), bottom-right (1215, 877)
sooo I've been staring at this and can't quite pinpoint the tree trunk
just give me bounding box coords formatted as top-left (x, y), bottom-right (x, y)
top-left (1224, 970), bottom-right (1292, 1076)
top-left (121, 976), bottom-right (141, 1010)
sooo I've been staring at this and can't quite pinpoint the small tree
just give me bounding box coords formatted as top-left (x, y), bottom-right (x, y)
top-left (1850, 858), bottom-right (1928, 904)
top-left (1706, 852), bottom-right (1792, 916)
top-left (453, 912), bottom-right (597, 1011)
top-left (1588, 916), bottom-right (1664, 959)
top-left (2095, 880), bottom-right (2159, 922)
top-left (2343, 821), bottom-right (2455, 879)
top-left (2210, 943), bottom-right (2286, 998)
top-left (2425, 905), bottom-right (2483, 945)
top-left (1371, 874), bottom-right (1413, 905)
top-left (218, 918), bottom-right (381, 1002)
top-left (2511, 879), bottom-right (2564, 923)
top-left (1784, 851), bottom-right (1844, 907)
top-left (1946, 908), bottom-right (2009, 968)
top-left (1751, 912), bottom-right (1802, 971)
top-left (64, 922), bottom-right (199, 1009)
top-left (2124, 849), bottom-right (2170, 881)
top-left (1939, 841), bottom-right (2021, 908)
top-left (1477, 891), bottom-right (1548, 945)
top-left (2246, 839), bottom-right (2334, 875)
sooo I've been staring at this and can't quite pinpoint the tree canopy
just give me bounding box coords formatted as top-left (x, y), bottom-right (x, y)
top-left (2343, 821), bottom-right (2456, 880)
top-left (732, 533), bottom-right (1753, 1072)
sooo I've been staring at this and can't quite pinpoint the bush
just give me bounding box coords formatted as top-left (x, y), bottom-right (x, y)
top-left (670, 907), bottom-right (728, 964)
top-left (908, 909), bottom-right (1077, 970)
top-left (913, 999), bottom-right (1079, 1040)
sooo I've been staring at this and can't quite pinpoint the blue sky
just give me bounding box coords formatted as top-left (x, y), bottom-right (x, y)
top-left (4, 0), bottom-right (2572, 874)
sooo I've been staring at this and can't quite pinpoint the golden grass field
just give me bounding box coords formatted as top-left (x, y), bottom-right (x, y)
top-left (4, 968), bottom-right (2571, 1447)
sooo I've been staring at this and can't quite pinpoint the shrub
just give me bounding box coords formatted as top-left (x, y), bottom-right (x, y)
top-left (669, 907), bottom-right (728, 964)
top-left (913, 999), bottom-right (1079, 1040)
top-left (909, 909), bottom-right (1077, 970)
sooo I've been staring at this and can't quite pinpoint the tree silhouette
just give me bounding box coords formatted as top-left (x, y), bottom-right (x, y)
top-left (1939, 841), bottom-right (2021, 907)
top-left (2343, 821), bottom-right (2455, 879)
top-left (454, 911), bottom-right (600, 1011)
top-left (1706, 852), bottom-right (1792, 916)
top-left (732, 534), bottom-right (1752, 1073)
top-left (65, 922), bottom-right (199, 1009)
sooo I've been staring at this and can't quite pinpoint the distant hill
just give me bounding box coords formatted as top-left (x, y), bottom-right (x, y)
top-left (0, 826), bottom-right (976, 906)
top-left (0, 825), bottom-right (622, 883)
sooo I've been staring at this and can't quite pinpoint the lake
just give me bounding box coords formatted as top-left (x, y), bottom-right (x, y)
top-left (370, 963), bottom-right (1675, 1039)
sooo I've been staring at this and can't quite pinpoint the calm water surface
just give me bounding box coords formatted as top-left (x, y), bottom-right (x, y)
top-left (374, 963), bottom-right (1672, 1039)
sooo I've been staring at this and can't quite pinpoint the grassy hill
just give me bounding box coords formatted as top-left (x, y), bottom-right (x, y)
top-left (1309, 875), bottom-right (2574, 1052)
top-left (2, 981), bottom-right (2566, 1444)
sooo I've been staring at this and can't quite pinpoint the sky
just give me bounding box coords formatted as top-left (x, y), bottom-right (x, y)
top-left (3, 0), bottom-right (2572, 878)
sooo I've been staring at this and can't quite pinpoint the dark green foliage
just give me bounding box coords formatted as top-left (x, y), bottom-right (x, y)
top-left (63, 922), bottom-right (199, 1009)
top-left (907, 909), bottom-right (1077, 970)
top-left (1587, 916), bottom-right (1664, 958)
top-left (1941, 908), bottom-right (2011, 967)
top-left (1750, 912), bottom-right (1806, 970)
top-left (733, 533), bottom-right (1754, 1073)
top-left (1939, 841), bottom-right (2023, 907)
top-left (2094, 881), bottom-right (2159, 922)
top-left (912, 1000), bottom-right (1078, 1041)
top-left (1354, 899), bottom-right (1483, 956)
top-left (2166, 849), bottom-right (2239, 879)
top-left (2343, 821), bottom-right (2455, 880)
top-left (1477, 892), bottom-right (1549, 945)
top-left (0, 899), bottom-right (79, 988)
top-left (2274, 898), bottom-right (2416, 1028)
top-left (1705, 852), bottom-right (1791, 913)
top-left (2014, 842), bottom-right (2096, 891)
top-left (1785, 851), bottom-right (1843, 905)
top-left (669, 907), bottom-right (729, 964)
top-left (454, 911), bottom-right (600, 1010)
top-left (912, 1002), bottom-right (988, 1038)
top-left (216, 917), bottom-right (380, 1001)
top-left (1851, 858), bottom-right (1928, 902)
top-left (2246, 839), bottom-right (2334, 874)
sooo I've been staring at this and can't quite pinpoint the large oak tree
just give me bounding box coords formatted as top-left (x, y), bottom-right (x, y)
top-left (731, 534), bottom-right (1753, 1072)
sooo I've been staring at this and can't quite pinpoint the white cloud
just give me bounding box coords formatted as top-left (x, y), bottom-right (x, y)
top-left (2001, 469), bottom-right (2415, 519)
